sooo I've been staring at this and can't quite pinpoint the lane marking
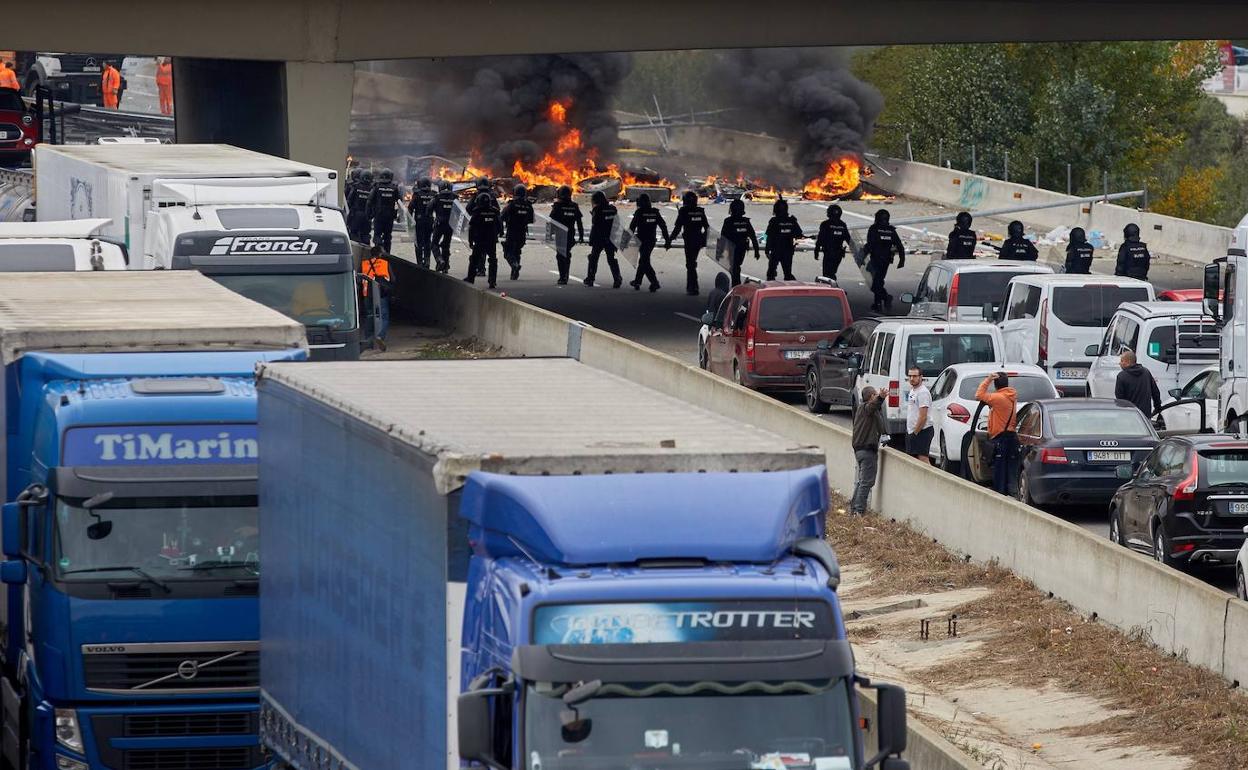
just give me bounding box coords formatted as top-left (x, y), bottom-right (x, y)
top-left (548, 269), bottom-right (584, 282)
top-left (674, 312), bottom-right (703, 323)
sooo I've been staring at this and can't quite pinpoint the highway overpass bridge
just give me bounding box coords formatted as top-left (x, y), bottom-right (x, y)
top-left (10, 1), bottom-right (1248, 172)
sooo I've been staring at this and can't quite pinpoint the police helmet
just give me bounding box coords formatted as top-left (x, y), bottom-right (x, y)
top-left (513, 184), bottom-right (528, 200)
top-left (874, 209), bottom-right (890, 225)
top-left (417, 177), bottom-right (431, 190)
top-left (591, 190), bottom-right (608, 207)
top-left (1008, 220), bottom-right (1024, 239)
top-left (1123, 223), bottom-right (1140, 240)
top-left (682, 190), bottom-right (698, 207)
top-left (557, 185), bottom-right (572, 202)
top-left (827, 204), bottom-right (842, 220)
top-left (438, 180), bottom-right (451, 192)
top-left (955, 211), bottom-right (972, 229)
top-left (729, 199), bottom-right (745, 217)
top-left (637, 193), bottom-right (652, 209)
top-left (361, 170), bottom-right (374, 185)
top-left (1070, 227), bottom-right (1087, 244)
top-left (773, 198), bottom-right (789, 216)
top-left (474, 192), bottom-right (491, 210)
top-left (348, 168), bottom-right (362, 182)
top-left (380, 168), bottom-right (394, 182)
top-left (476, 176), bottom-right (491, 190)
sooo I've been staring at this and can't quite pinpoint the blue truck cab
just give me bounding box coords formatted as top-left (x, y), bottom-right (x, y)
top-left (0, 271), bottom-right (307, 770)
top-left (457, 469), bottom-right (910, 770)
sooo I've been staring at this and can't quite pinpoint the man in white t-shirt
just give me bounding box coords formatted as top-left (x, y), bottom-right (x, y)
top-left (904, 365), bottom-right (933, 464)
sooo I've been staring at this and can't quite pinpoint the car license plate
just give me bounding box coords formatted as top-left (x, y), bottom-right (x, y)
top-left (1231, 502), bottom-right (1248, 514)
top-left (0, 131), bottom-right (9, 140)
top-left (784, 350), bottom-right (812, 360)
top-left (1057, 367), bottom-right (1089, 380)
top-left (1088, 450), bottom-right (1130, 462)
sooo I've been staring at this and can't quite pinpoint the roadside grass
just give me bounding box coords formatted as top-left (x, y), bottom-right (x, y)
top-left (827, 496), bottom-right (1248, 766)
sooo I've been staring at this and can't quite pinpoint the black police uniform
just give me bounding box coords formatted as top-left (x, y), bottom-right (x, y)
top-left (407, 188), bottom-right (437, 268)
top-left (1116, 240), bottom-right (1151, 280)
top-left (999, 238), bottom-right (1038, 261)
top-left (764, 215), bottom-right (803, 281)
top-left (466, 207), bottom-right (502, 287)
top-left (865, 216), bottom-right (905, 310)
top-left (1065, 235), bottom-right (1094, 274)
top-left (501, 197), bottom-right (535, 279)
top-left (720, 213), bottom-right (759, 287)
top-left (586, 202), bottom-right (623, 287)
top-left (347, 183), bottom-right (373, 245)
top-left (813, 217), bottom-right (851, 280)
top-left (628, 207), bottom-right (669, 291)
top-left (946, 226), bottom-right (977, 259)
top-left (669, 204), bottom-right (710, 294)
top-left (431, 191), bottom-right (457, 273)
top-left (549, 200), bottom-right (584, 284)
top-left (367, 180), bottom-right (401, 253)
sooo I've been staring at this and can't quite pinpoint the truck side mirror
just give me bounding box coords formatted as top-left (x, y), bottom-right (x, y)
top-left (0, 561), bottom-right (25, 585)
top-left (1204, 263), bottom-right (1222, 320)
top-left (457, 691), bottom-right (499, 768)
top-left (2, 503), bottom-right (21, 560)
top-left (874, 683), bottom-right (908, 760)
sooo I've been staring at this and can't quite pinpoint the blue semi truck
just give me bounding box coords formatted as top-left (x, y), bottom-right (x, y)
top-left (255, 357), bottom-right (909, 770)
top-left (0, 272), bottom-right (306, 770)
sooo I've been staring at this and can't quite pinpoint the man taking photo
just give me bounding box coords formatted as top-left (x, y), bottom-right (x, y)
top-left (976, 372), bottom-right (1019, 496)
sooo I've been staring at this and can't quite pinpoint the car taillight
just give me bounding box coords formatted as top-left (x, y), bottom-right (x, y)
top-left (1174, 462), bottom-right (1199, 501)
top-left (1040, 447), bottom-right (1068, 464)
top-left (888, 380), bottom-right (900, 408)
top-left (1038, 298), bottom-right (1049, 368)
top-left (947, 403), bottom-right (971, 423)
top-left (949, 274), bottom-right (960, 309)
top-left (745, 323), bottom-right (756, 360)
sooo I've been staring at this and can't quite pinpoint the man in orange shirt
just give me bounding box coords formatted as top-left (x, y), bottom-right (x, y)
top-left (101, 60), bottom-right (121, 109)
top-left (155, 57), bottom-right (173, 115)
top-left (361, 245), bottom-right (393, 351)
top-left (976, 372), bottom-right (1019, 496)
top-left (0, 62), bottom-right (19, 91)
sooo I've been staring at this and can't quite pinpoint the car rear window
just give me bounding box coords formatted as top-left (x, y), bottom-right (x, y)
top-left (757, 295), bottom-right (845, 333)
top-left (956, 271), bottom-right (1028, 308)
top-left (1199, 450), bottom-right (1248, 487)
top-left (1050, 408), bottom-right (1153, 438)
top-left (957, 374), bottom-right (1057, 401)
top-left (0, 244), bottom-right (76, 271)
top-left (1051, 286), bottom-right (1151, 327)
top-left (905, 334), bottom-right (996, 377)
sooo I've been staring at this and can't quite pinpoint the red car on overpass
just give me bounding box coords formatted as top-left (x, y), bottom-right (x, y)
top-left (0, 87), bottom-right (38, 166)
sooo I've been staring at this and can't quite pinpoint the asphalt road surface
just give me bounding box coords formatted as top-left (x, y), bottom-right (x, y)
top-left (393, 193), bottom-right (1237, 594)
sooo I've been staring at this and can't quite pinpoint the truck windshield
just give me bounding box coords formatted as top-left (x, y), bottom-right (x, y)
top-left (524, 679), bottom-right (857, 769)
top-left (207, 272), bottom-right (356, 331)
top-left (54, 495), bottom-right (258, 581)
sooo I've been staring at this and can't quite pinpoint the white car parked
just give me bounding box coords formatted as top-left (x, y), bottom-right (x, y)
top-left (1238, 529), bottom-right (1248, 600)
top-left (929, 362), bottom-right (1058, 473)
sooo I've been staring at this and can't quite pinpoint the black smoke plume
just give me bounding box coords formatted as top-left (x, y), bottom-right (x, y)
top-left (425, 53), bottom-right (633, 173)
top-left (712, 49), bottom-right (883, 184)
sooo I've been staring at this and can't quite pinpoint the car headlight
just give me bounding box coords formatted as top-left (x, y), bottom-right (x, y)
top-left (54, 708), bottom-right (83, 753)
top-left (56, 757), bottom-right (88, 770)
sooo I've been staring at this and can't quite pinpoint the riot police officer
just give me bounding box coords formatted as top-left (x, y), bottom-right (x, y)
top-left (865, 209), bottom-right (905, 312)
top-left (466, 176), bottom-right (498, 216)
top-left (501, 185), bottom-right (535, 281)
top-left (431, 180), bottom-right (457, 273)
top-left (367, 168), bottom-right (401, 253)
top-left (549, 185), bottom-right (584, 285)
top-left (407, 178), bottom-right (437, 268)
top-left (347, 170), bottom-right (374, 245)
top-left (1115, 223), bottom-right (1151, 280)
top-left (345, 167), bottom-right (362, 213)
top-left (628, 193), bottom-right (669, 292)
top-left (945, 211), bottom-right (977, 259)
top-left (764, 199), bottom-right (803, 281)
top-left (668, 190), bottom-right (710, 295)
top-left (586, 191), bottom-right (623, 288)
top-left (813, 204), bottom-right (851, 281)
top-left (719, 199), bottom-right (760, 287)
top-left (466, 193), bottom-right (502, 288)
top-left (1065, 227), bottom-right (1094, 274)
top-left (999, 220), bottom-right (1038, 261)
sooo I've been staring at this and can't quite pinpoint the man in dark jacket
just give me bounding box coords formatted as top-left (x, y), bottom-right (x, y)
top-left (865, 209), bottom-right (904, 312)
top-left (764, 199), bottom-right (803, 281)
top-left (1115, 350), bottom-right (1162, 417)
top-left (465, 193), bottom-right (502, 288)
top-left (850, 385), bottom-right (888, 516)
top-left (550, 185), bottom-right (584, 285)
top-left (585, 190), bottom-right (623, 288)
top-left (813, 204), bottom-right (851, 280)
top-left (668, 190), bottom-right (710, 295)
top-left (945, 211), bottom-right (976, 259)
top-left (998, 220), bottom-right (1038, 261)
top-left (1115, 223), bottom-right (1151, 280)
top-left (719, 199), bottom-right (760, 286)
top-left (407, 178), bottom-right (437, 268)
top-left (431, 180), bottom-right (457, 273)
top-left (705, 272), bottom-right (730, 318)
top-left (501, 185), bottom-right (535, 280)
top-left (1065, 227), bottom-right (1094, 274)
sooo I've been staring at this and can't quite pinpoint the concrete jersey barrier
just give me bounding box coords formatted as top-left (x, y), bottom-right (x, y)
top-left (392, 262), bottom-right (1248, 692)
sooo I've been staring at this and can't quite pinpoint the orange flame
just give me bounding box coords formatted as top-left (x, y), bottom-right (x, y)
top-left (802, 157), bottom-right (863, 200)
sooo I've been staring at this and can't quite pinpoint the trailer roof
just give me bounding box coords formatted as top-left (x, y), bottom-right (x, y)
top-left (36, 144), bottom-right (333, 177)
top-left (258, 358), bottom-right (823, 494)
top-left (0, 272), bottom-right (307, 363)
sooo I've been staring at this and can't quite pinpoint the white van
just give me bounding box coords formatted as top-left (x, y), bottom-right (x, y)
top-left (997, 274), bottom-right (1154, 396)
top-left (854, 318), bottom-right (1005, 435)
top-left (0, 219), bottom-right (128, 271)
top-left (1085, 302), bottom-right (1219, 402)
top-left (904, 259), bottom-right (1053, 321)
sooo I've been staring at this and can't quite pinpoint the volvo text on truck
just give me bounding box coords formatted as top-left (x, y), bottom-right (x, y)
top-left (0, 272), bottom-right (307, 770)
top-left (33, 143), bottom-right (379, 360)
top-left (255, 358), bottom-right (910, 770)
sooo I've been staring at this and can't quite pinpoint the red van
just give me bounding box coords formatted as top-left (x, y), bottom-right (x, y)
top-left (705, 281), bottom-right (852, 392)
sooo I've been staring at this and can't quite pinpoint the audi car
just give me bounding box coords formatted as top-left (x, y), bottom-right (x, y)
top-left (1110, 435), bottom-right (1248, 570)
top-left (1013, 398), bottom-right (1161, 507)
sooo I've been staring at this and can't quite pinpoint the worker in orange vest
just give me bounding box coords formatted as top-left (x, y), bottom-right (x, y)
top-left (101, 60), bottom-right (121, 109)
top-left (155, 57), bottom-right (173, 115)
top-left (361, 245), bottom-right (393, 350)
top-left (0, 61), bottom-right (19, 91)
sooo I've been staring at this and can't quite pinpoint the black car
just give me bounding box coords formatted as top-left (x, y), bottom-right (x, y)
top-left (1109, 434), bottom-right (1248, 569)
top-left (1014, 398), bottom-right (1160, 506)
top-left (804, 318), bottom-right (880, 413)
